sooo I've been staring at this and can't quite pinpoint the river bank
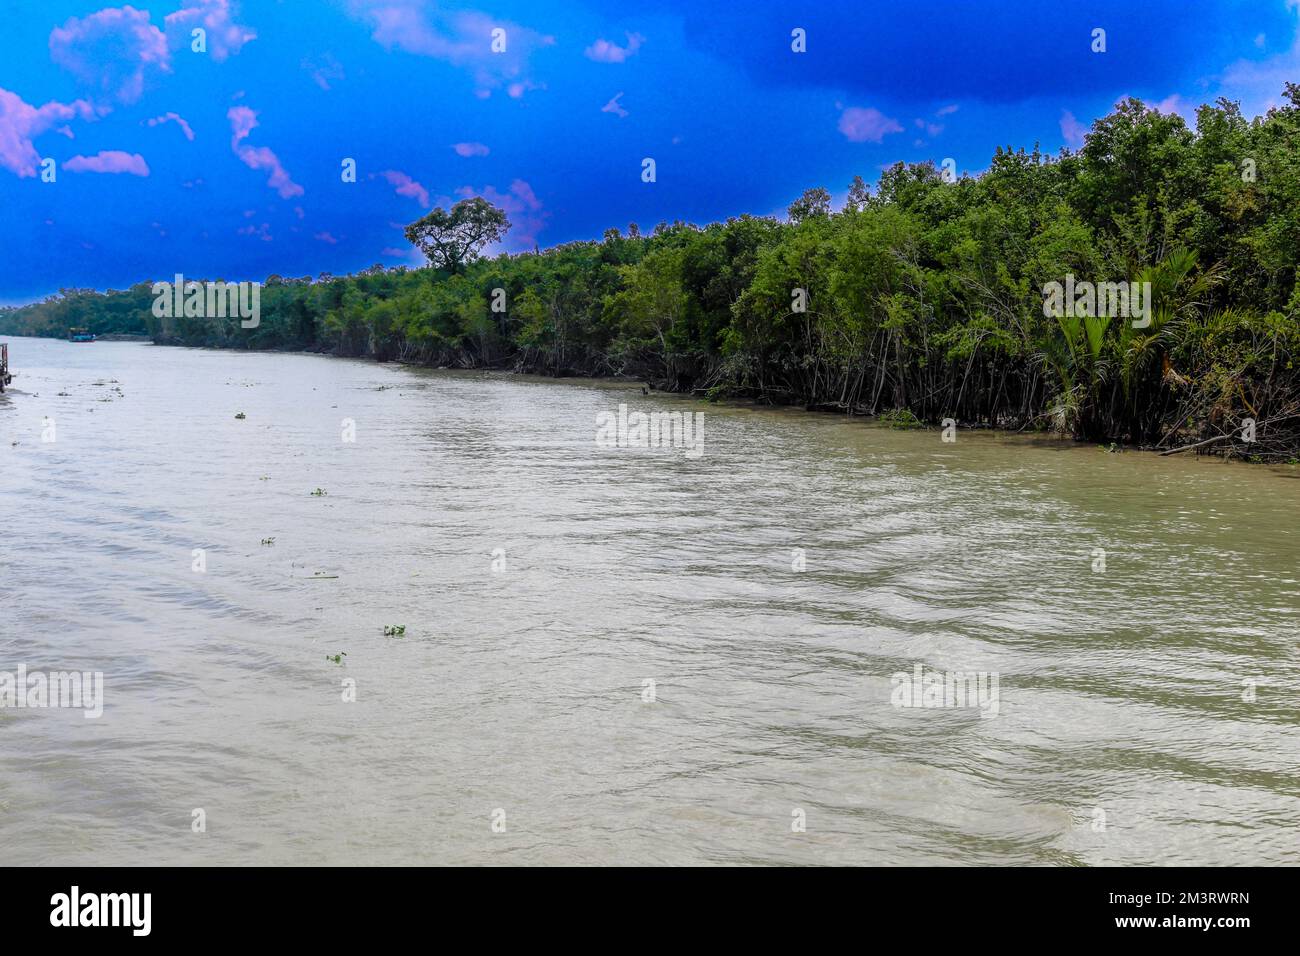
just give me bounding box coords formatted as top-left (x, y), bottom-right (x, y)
top-left (11, 330), bottom-right (1291, 464)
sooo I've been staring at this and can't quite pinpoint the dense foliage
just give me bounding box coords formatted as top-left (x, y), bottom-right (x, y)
top-left (4, 92), bottom-right (1299, 459)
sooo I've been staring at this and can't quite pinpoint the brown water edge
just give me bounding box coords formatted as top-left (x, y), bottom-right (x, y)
top-left (138, 336), bottom-right (1300, 470)
top-left (13, 331), bottom-right (1288, 465)
top-left (440, 364), bottom-right (1300, 478)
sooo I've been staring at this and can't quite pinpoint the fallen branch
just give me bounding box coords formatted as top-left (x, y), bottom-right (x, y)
top-left (1159, 412), bottom-right (1300, 456)
top-left (1159, 433), bottom-right (1233, 456)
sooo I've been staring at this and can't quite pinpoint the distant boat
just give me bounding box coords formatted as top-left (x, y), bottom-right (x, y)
top-left (68, 328), bottom-right (96, 343)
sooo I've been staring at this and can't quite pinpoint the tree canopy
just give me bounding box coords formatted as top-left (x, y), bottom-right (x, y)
top-left (403, 197), bottom-right (510, 272)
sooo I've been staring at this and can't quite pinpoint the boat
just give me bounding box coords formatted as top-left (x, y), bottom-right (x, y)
top-left (68, 327), bottom-right (96, 342)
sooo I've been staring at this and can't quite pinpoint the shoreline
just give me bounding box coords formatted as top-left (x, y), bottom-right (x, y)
top-left (131, 336), bottom-right (1300, 465)
top-left (5, 331), bottom-right (1294, 467)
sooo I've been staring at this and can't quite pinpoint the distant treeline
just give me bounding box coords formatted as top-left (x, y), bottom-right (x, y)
top-left (4, 92), bottom-right (1299, 459)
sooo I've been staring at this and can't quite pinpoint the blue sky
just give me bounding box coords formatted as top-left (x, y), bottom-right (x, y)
top-left (1, 0), bottom-right (1297, 304)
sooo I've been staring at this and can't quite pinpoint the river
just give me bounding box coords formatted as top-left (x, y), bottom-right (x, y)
top-left (1, 335), bottom-right (1297, 865)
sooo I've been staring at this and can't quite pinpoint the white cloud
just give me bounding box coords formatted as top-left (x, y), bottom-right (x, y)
top-left (49, 6), bottom-right (170, 104)
top-left (837, 106), bottom-right (902, 143)
top-left (350, 1), bottom-right (553, 98)
top-left (1059, 110), bottom-right (1087, 148)
top-left (165, 0), bottom-right (257, 63)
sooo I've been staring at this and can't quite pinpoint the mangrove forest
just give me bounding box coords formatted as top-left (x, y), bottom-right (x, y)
top-left (4, 90), bottom-right (1299, 460)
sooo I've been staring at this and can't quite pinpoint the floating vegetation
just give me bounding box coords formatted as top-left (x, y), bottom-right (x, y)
top-left (261, 537), bottom-right (275, 546)
top-left (383, 625), bottom-right (406, 637)
top-left (879, 408), bottom-right (924, 430)
top-left (310, 488), bottom-right (327, 496)
top-left (325, 653), bottom-right (347, 665)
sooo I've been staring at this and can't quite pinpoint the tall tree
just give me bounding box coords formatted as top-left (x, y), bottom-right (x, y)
top-left (404, 197), bottom-right (510, 273)
top-left (788, 187), bottom-right (831, 223)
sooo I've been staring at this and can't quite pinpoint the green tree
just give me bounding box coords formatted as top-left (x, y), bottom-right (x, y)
top-left (404, 197), bottom-right (510, 273)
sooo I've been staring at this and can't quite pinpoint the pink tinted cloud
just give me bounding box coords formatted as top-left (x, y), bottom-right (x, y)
top-left (1150, 94), bottom-right (1195, 123)
top-left (302, 54), bottom-right (345, 90)
top-left (1060, 110), bottom-right (1087, 148)
top-left (381, 245), bottom-right (424, 266)
top-left (837, 106), bottom-right (903, 143)
top-left (165, 0), bottom-right (256, 62)
top-left (601, 92), bottom-right (628, 118)
top-left (49, 6), bottom-right (171, 104)
top-left (228, 105), bottom-right (257, 142)
top-left (378, 169), bottom-right (430, 207)
top-left (227, 106), bottom-right (303, 198)
top-left (237, 222), bottom-right (272, 241)
top-left (454, 178), bottom-right (547, 250)
top-left (584, 32), bottom-right (644, 63)
top-left (0, 87), bottom-right (95, 177)
top-left (315, 231), bottom-right (340, 244)
top-left (452, 142), bottom-right (489, 157)
top-left (506, 80), bottom-right (544, 99)
top-left (146, 111), bottom-right (195, 140)
top-left (352, 2), bottom-right (553, 98)
top-left (64, 150), bottom-right (149, 175)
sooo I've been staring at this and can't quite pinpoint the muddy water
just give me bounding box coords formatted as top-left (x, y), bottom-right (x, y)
top-left (1, 336), bottom-right (1297, 865)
